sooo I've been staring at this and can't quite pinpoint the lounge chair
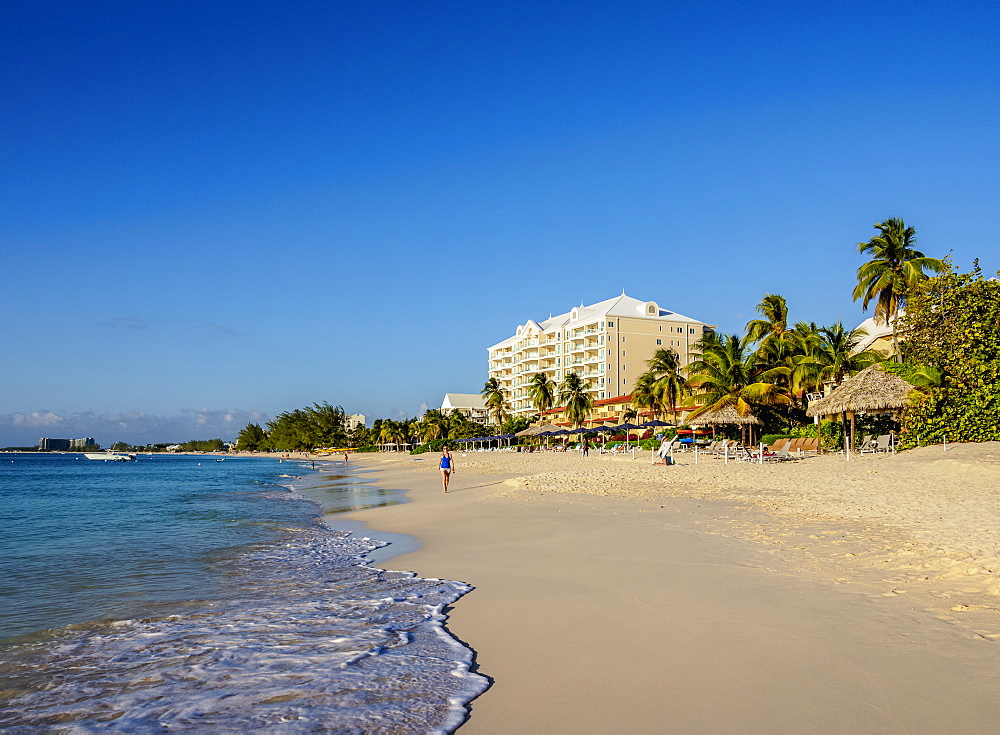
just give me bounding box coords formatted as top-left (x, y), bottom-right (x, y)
top-left (861, 435), bottom-right (891, 453)
top-left (770, 443), bottom-right (800, 461)
top-left (739, 445), bottom-right (779, 462)
top-left (712, 440), bottom-right (739, 457)
top-left (767, 438), bottom-right (791, 453)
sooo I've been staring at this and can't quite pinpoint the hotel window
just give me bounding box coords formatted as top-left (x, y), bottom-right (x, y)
top-left (622, 350), bottom-right (626, 357)
top-left (621, 336), bottom-right (626, 342)
top-left (600, 377), bottom-right (605, 385)
top-left (600, 391), bottom-right (605, 399)
top-left (607, 363), bottom-right (612, 370)
top-left (623, 378), bottom-right (628, 385)
top-left (689, 329), bottom-right (695, 334)
top-left (607, 321), bottom-right (614, 327)
top-left (656, 339), bottom-right (662, 345)
top-left (623, 364), bottom-right (626, 371)
top-left (659, 325), bottom-right (663, 331)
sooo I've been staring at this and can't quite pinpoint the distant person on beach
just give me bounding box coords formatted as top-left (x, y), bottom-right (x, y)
top-left (657, 436), bottom-right (671, 464)
top-left (439, 447), bottom-right (454, 493)
top-left (581, 436), bottom-right (589, 457)
top-left (344, 452), bottom-right (349, 466)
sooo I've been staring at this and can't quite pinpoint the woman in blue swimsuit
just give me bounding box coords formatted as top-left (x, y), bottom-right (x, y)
top-left (439, 447), bottom-right (455, 493)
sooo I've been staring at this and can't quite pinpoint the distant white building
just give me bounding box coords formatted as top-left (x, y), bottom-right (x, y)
top-left (345, 413), bottom-right (367, 430)
top-left (853, 313), bottom-right (899, 357)
top-left (441, 393), bottom-right (490, 424)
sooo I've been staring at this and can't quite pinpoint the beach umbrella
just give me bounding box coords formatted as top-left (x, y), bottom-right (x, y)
top-left (639, 419), bottom-right (671, 428)
top-left (806, 365), bottom-right (915, 451)
top-left (613, 422), bottom-right (640, 431)
top-left (806, 365), bottom-right (915, 416)
top-left (688, 404), bottom-right (761, 444)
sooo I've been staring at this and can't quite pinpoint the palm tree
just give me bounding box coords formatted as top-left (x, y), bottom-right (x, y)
top-left (853, 218), bottom-right (946, 359)
top-left (685, 334), bottom-right (792, 425)
top-left (528, 372), bottom-right (556, 415)
top-left (418, 410), bottom-right (448, 442)
top-left (645, 348), bottom-right (690, 425)
top-left (816, 322), bottom-right (882, 387)
top-left (745, 294), bottom-right (792, 362)
top-left (481, 377), bottom-right (509, 429)
top-left (446, 409), bottom-right (471, 440)
top-left (631, 371), bottom-right (662, 422)
top-left (558, 372), bottom-right (593, 428)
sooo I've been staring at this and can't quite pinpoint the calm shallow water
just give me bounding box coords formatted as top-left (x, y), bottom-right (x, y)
top-left (0, 453), bottom-right (486, 731)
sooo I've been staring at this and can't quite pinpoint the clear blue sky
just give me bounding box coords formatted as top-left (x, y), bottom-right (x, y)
top-left (2, 1), bottom-right (997, 446)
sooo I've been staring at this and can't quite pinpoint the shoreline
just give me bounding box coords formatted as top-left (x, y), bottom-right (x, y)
top-left (341, 446), bottom-right (1000, 732)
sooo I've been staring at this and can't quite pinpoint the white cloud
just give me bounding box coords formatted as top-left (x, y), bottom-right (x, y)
top-left (0, 408), bottom-right (269, 448)
top-left (11, 411), bottom-right (65, 427)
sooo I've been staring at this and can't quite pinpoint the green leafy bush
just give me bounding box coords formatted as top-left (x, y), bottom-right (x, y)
top-left (898, 262), bottom-right (1000, 447)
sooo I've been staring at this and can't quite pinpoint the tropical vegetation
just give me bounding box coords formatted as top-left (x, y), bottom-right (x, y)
top-left (852, 218), bottom-right (947, 358)
top-left (227, 219), bottom-right (990, 455)
top-left (896, 260), bottom-right (1000, 446)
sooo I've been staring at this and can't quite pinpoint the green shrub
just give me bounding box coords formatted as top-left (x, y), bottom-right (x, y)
top-left (411, 438), bottom-right (453, 455)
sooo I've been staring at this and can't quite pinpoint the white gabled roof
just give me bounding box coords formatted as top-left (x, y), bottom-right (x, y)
top-left (488, 293), bottom-right (714, 350)
top-left (442, 393), bottom-right (487, 411)
top-left (853, 313), bottom-right (899, 353)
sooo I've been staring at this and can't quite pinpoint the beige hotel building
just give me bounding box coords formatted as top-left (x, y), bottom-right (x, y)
top-left (488, 294), bottom-right (716, 417)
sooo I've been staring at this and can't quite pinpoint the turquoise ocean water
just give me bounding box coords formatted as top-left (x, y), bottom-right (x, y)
top-left (0, 453), bottom-right (486, 731)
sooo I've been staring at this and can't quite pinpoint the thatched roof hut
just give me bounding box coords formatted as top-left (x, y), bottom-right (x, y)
top-left (806, 365), bottom-right (915, 417)
top-left (516, 423), bottom-right (558, 437)
top-left (689, 404), bottom-right (762, 426)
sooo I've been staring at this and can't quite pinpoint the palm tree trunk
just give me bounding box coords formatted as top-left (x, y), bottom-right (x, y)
top-left (891, 304), bottom-right (902, 363)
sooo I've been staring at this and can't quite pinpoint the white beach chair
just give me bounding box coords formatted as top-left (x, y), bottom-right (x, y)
top-left (861, 435), bottom-right (891, 453)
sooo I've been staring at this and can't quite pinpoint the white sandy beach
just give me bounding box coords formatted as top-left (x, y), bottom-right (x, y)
top-left (339, 443), bottom-right (1000, 733)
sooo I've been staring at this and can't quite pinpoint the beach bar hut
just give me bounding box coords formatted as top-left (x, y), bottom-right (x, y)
top-left (688, 404), bottom-right (761, 444)
top-left (806, 364), bottom-right (915, 452)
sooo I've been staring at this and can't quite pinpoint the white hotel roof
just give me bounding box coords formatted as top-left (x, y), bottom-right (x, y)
top-left (442, 393), bottom-right (488, 410)
top-left (488, 294), bottom-right (712, 351)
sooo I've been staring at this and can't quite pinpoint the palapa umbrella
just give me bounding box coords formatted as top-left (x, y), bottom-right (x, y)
top-left (806, 364), bottom-right (915, 451)
top-left (688, 404), bottom-right (761, 444)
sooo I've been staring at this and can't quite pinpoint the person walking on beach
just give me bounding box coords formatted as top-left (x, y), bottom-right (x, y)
top-left (581, 436), bottom-right (590, 457)
top-left (439, 447), bottom-right (454, 493)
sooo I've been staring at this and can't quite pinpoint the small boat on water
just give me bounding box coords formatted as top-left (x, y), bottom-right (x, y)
top-left (84, 452), bottom-right (136, 462)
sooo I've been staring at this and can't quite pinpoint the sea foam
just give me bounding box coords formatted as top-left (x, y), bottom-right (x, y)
top-left (0, 528), bottom-right (488, 732)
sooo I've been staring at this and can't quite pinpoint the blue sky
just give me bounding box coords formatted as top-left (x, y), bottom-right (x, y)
top-left (2, 1), bottom-right (997, 446)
